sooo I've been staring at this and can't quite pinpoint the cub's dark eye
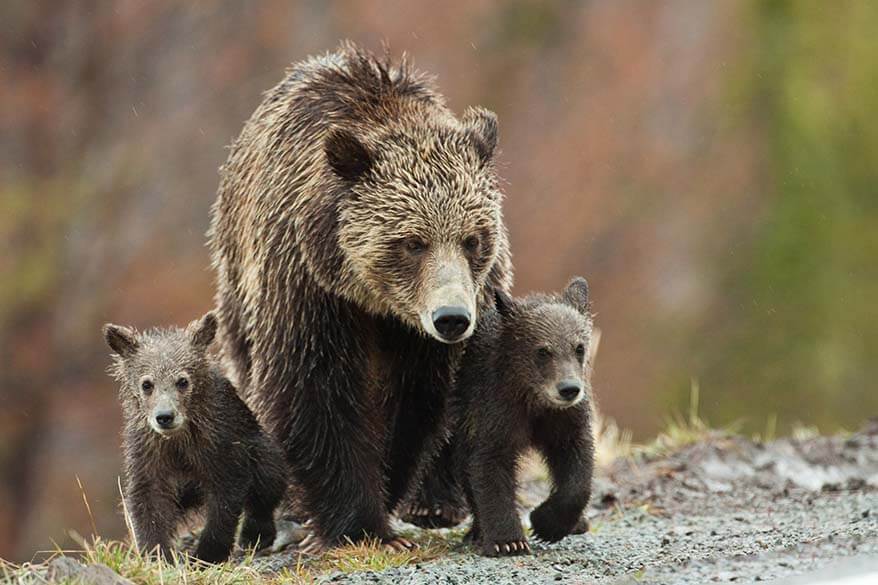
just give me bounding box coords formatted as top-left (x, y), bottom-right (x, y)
top-left (537, 347), bottom-right (552, 360)
top-left (575, 343), bottom-right (586, 360)
top-left (403, 237), bottom-right (428, 255)
top-left (463, 235), bottom-right (480, 254)
top-left (141, 379), bottom-right (154, 393)
top-left (175, 377), bottom-right (189, 390)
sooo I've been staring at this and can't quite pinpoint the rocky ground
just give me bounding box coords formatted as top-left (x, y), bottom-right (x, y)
top-left (13, 422), bottom-right (878, 584)
top-left (268, 421), bottom-right (878, 584)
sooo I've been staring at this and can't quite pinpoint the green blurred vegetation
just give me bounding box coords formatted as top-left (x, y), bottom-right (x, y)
top-left (685, 0), bottom-right (878, 433)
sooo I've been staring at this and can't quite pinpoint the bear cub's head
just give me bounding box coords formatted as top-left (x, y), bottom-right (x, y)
top-left (103, 312), bottom-right (218, 437)
top-left (324, 107), bottom-right (504, 344)
top-left (495, 277), bottom-right (593, 409)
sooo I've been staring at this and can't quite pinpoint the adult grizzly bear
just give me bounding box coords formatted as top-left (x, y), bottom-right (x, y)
top-left (208, 43), bottom-right (511, 549)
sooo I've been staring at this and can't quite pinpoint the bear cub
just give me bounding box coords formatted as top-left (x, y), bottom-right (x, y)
top-left (453, 277), bottom-right (595, 557)
top-left (103, 312), bottom-right (287, 563)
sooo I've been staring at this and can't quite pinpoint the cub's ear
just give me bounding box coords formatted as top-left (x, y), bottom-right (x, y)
top-left (189, 312), bottom-right (218, 350)
top-left (494, 288), bottom-right (515, 318)
top-left (103, 324), bottom-right (139, 358)
top-left (325, 128), bottom-right (373, 181)
top-left (462, 106), bottom-right (498, 165)
top-left (563, 277), bottom-right (590, 315)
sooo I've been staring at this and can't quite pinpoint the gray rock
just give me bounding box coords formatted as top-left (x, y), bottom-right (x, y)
top-left (46, 556), bottom-right (134, 585)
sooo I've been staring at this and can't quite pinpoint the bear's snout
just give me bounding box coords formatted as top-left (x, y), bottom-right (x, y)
top-left (556, 380), bottom-right (583, 402)
top-left (148, 396), bottom-right (185, 435)
top-left (431, 306), bottom-right (471, 341)
top-left (418, 248), bottom-right (478, 344)
top-left (154, 411), bottom-right (176, 429)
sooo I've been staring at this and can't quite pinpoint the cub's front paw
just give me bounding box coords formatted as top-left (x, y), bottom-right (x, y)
top-left (193, 539), bottom-right (232, 564)
top-left (530, 501), bottom-right (579, 543)
top-left (239, 516), bottom-right (277, 552)
top-left (480, 537), bottom-right (530, 557)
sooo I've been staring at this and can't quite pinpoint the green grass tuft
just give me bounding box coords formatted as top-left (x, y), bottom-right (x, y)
top-left (0, 528), bottom-right (457, 585)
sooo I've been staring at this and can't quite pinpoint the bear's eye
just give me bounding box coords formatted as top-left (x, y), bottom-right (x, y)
top-left (140, 379), bottom-right (154, 394)
top-left (537, 347), bottom-right (552, 360)
top-left (176, 377), bottom-right (189, 390)
top-left (403, 237), bottom-right (428, 255)
top-left (575, 343), bottom-right (586, 360)
top-left (463, 235), bottom-right (480, 254)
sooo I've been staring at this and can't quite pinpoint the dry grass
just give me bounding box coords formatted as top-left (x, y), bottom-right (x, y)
top-left (635, 379), bottom-right (728, 459)
top-left (0, 473), bottom-right (453, 585)
top-left (593, 412), bottom-right (634, 468)
top-left (307, 532), bottom-right (451, 576)
top-left (0, 538), bottom-right (266, 585)
top-left (592, 379), bottom-right (737, 465)
top-left (0, 531), bottom-right (454, 585)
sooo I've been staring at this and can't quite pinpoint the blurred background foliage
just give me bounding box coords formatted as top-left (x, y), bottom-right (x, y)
top-left (0, 0), bottom-right (875, 561)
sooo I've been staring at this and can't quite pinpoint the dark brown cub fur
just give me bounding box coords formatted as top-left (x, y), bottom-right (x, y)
top-left (104, 313), bottom-right (286, 563)
top-left (453, 278), bottom-right (595, 557)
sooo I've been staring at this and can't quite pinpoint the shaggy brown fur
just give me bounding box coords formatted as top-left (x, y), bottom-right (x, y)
top-left (104, 313), bottom-right (286, 563)
top-left (207, 42), bottom-right (512, 548)
top-left (452, 278), bottom-right (595, 557)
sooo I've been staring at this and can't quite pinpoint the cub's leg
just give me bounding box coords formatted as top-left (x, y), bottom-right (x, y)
top-left (195, 493), bottom-right (245, 563)
top-left (126, 473), bottom-right (177, 560)
top-left (530, 429), bottom-right (593, 543)
top-left (176, 481), bottom-right (203, 512)
top-left (467, 441), bottom-right (529, 557)
top-left (240, 447), bottom-right (286, 551)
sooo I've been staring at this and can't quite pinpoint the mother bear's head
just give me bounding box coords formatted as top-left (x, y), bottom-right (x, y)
top-left (301, 105), bottom-right (506, 344)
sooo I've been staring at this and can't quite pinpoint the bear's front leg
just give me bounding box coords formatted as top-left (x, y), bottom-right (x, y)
top-left (530, 427), bottom-right (593, 543)
top-left (386, 340), bottom-right (460, 515)
top-left (400, 442), bottom-right (468, 529)
top-left (280, 346), bottom-right (401, 550)
top-left (467, 441), bottom-right (530, 557)
top-left (195, 492), bottom-right (245, 563)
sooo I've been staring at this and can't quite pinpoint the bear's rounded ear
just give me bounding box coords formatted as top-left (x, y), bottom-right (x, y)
top-left (494, 288), bottom-right (515, 318)
top-left (462, 107), bottom-right (498, 165)
top-left (189, 312), bottom-right (218, 350)
top-left (103, 324), bottom-right (139, 358)
top-left (563, 277), bottom-right (590, 315)
top-left (325, 128), bottom-right (373, 182)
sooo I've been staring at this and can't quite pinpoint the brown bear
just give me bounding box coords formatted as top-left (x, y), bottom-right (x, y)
top-left (208, 42), bottom-right (512, 550)
top-left (452, 278), bottom-right (595, 556)
top-left (104, 312), bottom-right (287, 563)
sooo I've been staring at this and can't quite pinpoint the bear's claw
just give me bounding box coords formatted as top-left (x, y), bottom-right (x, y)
top-left (383, 536), bottom-right (418, 552)
top-left (400, 503), bottom-right (467, 529)
top-left (482, 538), bottom-right (530, 557)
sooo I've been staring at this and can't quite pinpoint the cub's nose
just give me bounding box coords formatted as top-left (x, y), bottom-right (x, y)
top-left (431, 306), bottom-right (471, 341)
top-left (155, 412), bottom-right (176, 429)
top-left (557, 380), bottom-right (583, 402)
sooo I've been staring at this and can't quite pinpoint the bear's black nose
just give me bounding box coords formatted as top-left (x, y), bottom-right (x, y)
top-left (155, 412), bottom-right (176, 429)
top-left (432, 306), bottom-right (471, 340)
top-left (557, 381), bottom-right (582, 402)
